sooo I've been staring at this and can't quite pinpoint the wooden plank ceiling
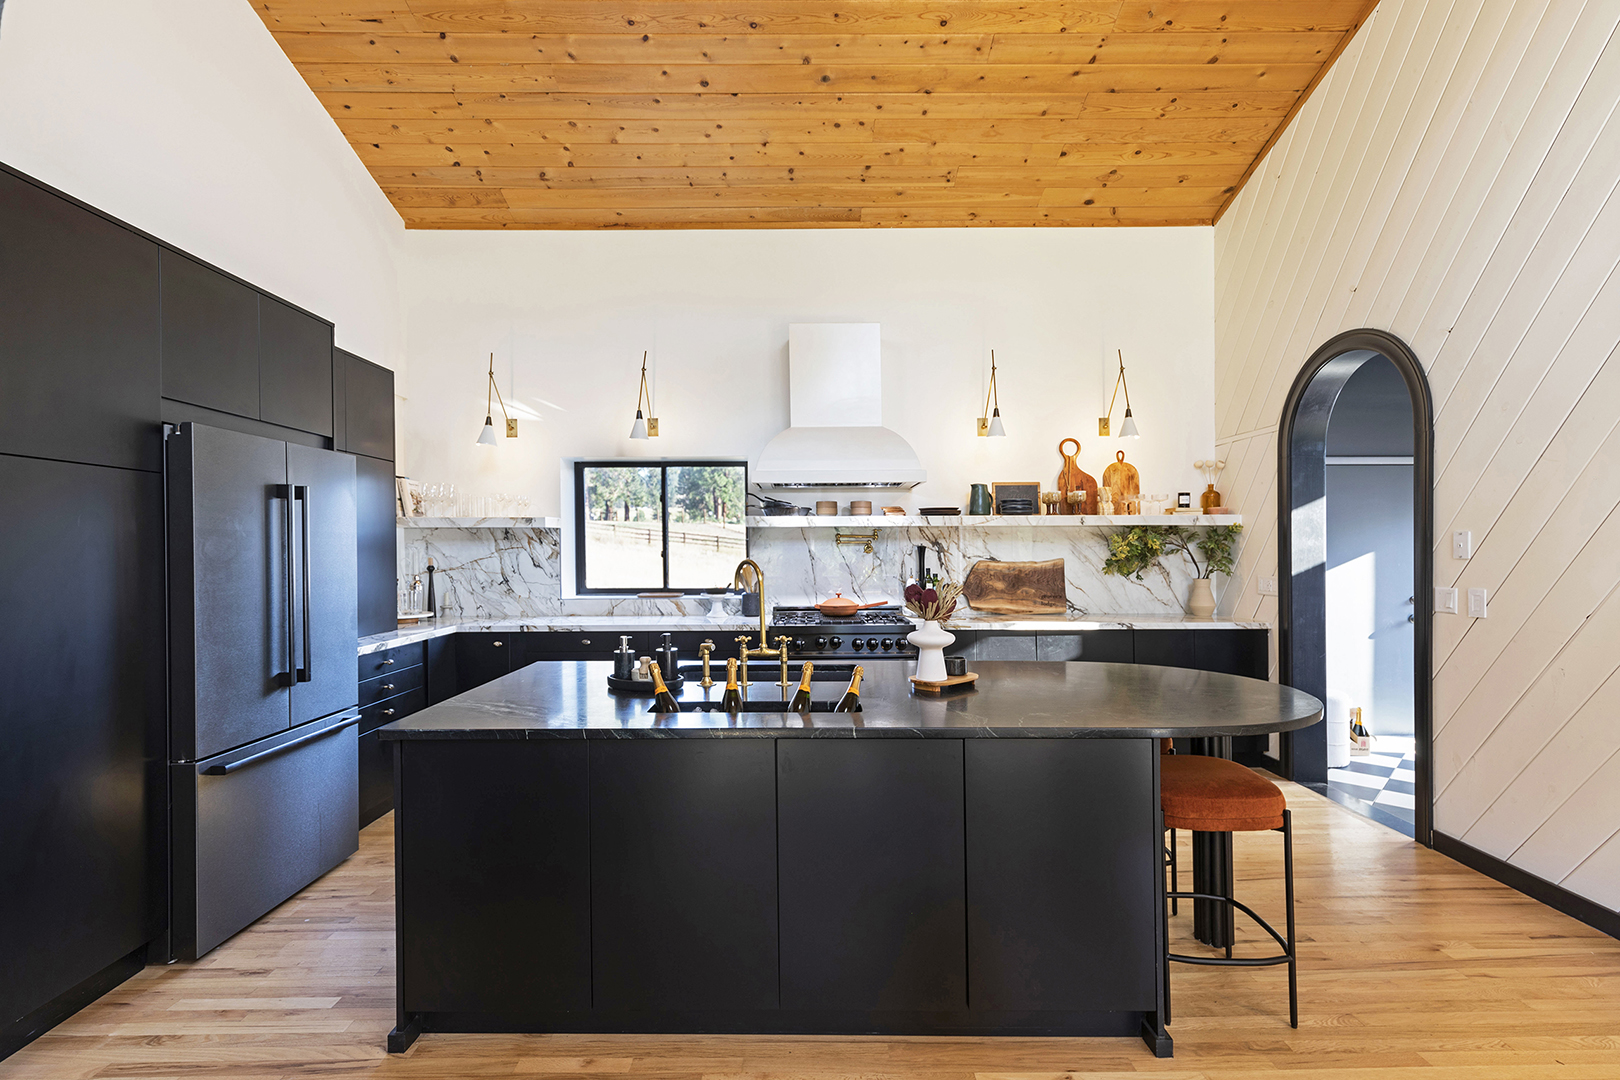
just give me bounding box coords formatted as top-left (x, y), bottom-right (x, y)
top-left (254, 1), bottom-right (1377, 229)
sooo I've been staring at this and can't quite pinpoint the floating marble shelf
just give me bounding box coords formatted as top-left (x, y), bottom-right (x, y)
top-left (744, 514), bottom-right (1241, 529)
top-left (398, 516), bottom-right (562, 529)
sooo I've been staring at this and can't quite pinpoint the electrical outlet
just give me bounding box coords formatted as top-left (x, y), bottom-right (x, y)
top-left (1259, 576), bottom-right (1278, 596)
top-left (1468, 587), bottom-right (1489, 618)
top-left (1454, 530), bottom-right (1473, 559)
top-left (1435, 587), bottom-right (1459, 614)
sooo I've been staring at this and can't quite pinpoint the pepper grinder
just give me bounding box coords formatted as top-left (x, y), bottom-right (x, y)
top-left (613, 635), bottom-right (636, 679)
top-left (424, 558), bottom-right (436, 615)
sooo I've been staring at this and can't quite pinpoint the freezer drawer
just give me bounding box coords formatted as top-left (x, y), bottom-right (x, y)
top-left (171, 712), bottom-right (359, 960)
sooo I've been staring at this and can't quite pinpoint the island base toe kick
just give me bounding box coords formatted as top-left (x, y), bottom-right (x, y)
top-left (388, 736), bottom-right (1172, 1057)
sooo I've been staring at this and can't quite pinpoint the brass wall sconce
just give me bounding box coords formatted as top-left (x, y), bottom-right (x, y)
top-left (629, 351), bottom-right (659, 439)
top-left (977, 351), bottom-right (1006, 437)
top-left (476, 352), bottom-right (516, 446)
top-left (1099, 349), bottom-right (1140, 438)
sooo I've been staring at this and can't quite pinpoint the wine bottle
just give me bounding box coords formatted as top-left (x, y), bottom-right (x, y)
top-left (833, 665), bottom-right (864, 713)
top-left (650, 664), bottom-right (681, 713)
top-left (721, 657), bottom-right (744, 712)
top-left (789, 661), bottom-right (815, 712)
top-left (1349, 706), bottom-right (1371, 752)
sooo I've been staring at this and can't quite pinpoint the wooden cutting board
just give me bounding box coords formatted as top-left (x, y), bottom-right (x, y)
top-left (962, 558), bottom-right (1067, 614)
top-left (1056, 438), bottom-right (1099, 515)
top-left (1102, 450), bottom-right (1140, 513)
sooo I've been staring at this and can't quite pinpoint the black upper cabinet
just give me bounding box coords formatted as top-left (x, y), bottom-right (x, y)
top-left (160, 251), bottom-right (260, 420)
top-left (259, 297), bottom-right (334, 437)
top-left (340, 350), bottom-right (395, 461)
top-left (0, 169), bottom-right (161, 472)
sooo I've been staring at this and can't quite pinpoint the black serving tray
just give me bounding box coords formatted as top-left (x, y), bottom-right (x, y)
top-left (607, 671), bottom-right (686, 695)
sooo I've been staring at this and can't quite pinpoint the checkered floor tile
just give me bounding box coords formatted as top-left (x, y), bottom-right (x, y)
top-left (1328, 735), bottom-right (1416, 827)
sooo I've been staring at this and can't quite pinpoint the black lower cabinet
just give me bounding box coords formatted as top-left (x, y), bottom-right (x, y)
top-left (425, 636), bottom-right (458, 705)
top-left (965, 740), bottom-right (1158, 1011)
top-left (1132, 630), bottom-right (1198, 670)
top-left (398, 741), bottom-right (590, 1016)
top-left (590, 740), bottom-right (779, 1012)
top-left (455, 633), bottom-right (513, 691)
top-left (357, 730), bottom-right (392, 828)
top-left (777, 740), bottom-right (966, 1011)
top-left (1, 455), bottom-right (165, 1058)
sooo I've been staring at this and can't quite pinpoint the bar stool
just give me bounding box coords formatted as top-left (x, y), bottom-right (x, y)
top-left (1160, 753), bottom-right (1297, 1027)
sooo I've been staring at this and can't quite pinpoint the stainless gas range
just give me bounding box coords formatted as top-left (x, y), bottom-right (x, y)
top-left (768, 605), bottom-right (918, 660)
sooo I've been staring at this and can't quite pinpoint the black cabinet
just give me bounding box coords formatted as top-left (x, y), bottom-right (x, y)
top-left (160, 250), bottom-right (260, 420)
top-left (357, 729), bottom-right (392, 828)
top-left (1133, 630), bottom-right (1198, 670)
top-left (455, 633), bottom-right (514, 690)
top-left (398, 741), bottom-right (591, 1013)
top-left (1196, 629), bottom-right (1270, 679)
top-left (778, 740), bottom-right (967, 1011)
top-left (0, 168), bottom-right (161, 473)
top-left (426, 635), bottom-right (458, 705)
top-left (259, 297), bottom-right (333, 437)
top-left (338, 349), bottom-right (395, 460)
top-left (512, 631), bottom-right (624, 666)
top-left (0, 454), bottom-right (165, 1037)
top-left (590, 740), bottom-right (779, 1012)
top-left (359, 642), bottom-right (423, 683)
top-left (1036, 630), bottom-right (1134, 662)
top-left (355, 456), bottom-right (397, 637)
top-left (965, 739), bottom-right (1157, 1011)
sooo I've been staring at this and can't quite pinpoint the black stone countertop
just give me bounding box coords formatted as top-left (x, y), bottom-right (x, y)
top-left (379, 660), bottom-right (1322, 740)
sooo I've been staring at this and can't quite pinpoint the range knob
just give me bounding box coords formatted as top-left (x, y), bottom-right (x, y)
top-left (851, 638), bottom-right (866, 651)
top-left (827, 636), bottom-right (842, 649)
top-left (880, 638), bottom-right (894, 651)
top-left (815, 636), bottom-right (828, 649)
top-left (866, 637), bottom-right (880, 651)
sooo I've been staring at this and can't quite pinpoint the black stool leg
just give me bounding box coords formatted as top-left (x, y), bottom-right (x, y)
top-left (1283, 808), bottom-right (1297, 1028)
top-left (1170, 827), bottom-right (1179, 916)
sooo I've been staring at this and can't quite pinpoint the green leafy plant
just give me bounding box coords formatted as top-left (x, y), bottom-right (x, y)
top-left (1103, 524), bottom-right (1243, 581)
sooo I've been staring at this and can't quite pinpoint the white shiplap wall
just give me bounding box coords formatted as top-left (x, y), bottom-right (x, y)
top-left (1214, 0), bottom-right (1620, 910)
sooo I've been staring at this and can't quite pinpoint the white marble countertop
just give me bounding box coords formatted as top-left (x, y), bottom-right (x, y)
top-left (358, 613), bottom-right (1268, 654)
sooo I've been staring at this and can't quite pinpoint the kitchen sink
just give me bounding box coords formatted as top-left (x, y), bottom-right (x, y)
top-left (649, 699), bottom-right (858, 713)
top-left (675, 662), bottom-right (858, 683)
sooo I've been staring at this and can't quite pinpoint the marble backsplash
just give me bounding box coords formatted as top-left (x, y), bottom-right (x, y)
top-left (401, 523), bottom-right (1208, 621)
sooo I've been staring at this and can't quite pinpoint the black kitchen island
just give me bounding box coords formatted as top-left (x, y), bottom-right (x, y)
top-left (380, 660), bottom-right (1321, 1057)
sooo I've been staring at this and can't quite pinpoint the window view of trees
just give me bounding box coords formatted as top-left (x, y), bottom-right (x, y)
top-left (578, 462), bottom-right (747, 591)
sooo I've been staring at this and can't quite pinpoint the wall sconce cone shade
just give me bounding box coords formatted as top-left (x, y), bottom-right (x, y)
top-left (1101, 350), bottom-right (1141, 439)
top-left (630, 352), bottom-right (658, 439)
top-left (476, 353), bottom-right (514, 446)
top-left (978, 351), bottom-right (1007, 437)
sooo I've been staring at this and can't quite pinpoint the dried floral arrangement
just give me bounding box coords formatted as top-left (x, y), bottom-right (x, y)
top-left (903, 580), bottom-right (963, 623)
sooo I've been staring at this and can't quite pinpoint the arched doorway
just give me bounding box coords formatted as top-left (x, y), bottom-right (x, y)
top-left (1277, 329), bottom-right (1435, 845)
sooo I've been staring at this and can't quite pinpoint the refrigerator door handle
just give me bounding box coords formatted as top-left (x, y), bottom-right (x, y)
top-left (199, 714), bottom-right (359, 775)
top-left (273, 483), bottom-right (296, 688)
top-left (295, 484), bottom-right (313, 683)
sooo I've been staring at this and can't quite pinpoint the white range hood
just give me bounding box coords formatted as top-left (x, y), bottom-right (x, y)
top-left (754, 324), bottom-right (927, 490)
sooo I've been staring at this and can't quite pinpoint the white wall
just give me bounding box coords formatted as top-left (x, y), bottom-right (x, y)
top-left (1214, 0), bottom-right (1620, 909)
top-left (0, 0), bottom-right (405, 370)
top-left (399, 227), bottom-right (1216, 519)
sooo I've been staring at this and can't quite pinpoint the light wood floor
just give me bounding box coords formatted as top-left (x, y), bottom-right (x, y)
top-left (5, 776), bottom-right (1620, 1079)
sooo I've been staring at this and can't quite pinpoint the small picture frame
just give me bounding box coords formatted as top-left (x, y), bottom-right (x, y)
top-left (397, 477), bottom-right (420, 518)
top-left (991, 481), bottom-right (1041, 514)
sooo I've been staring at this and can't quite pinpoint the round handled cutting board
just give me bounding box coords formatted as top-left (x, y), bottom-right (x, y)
top-left (1056, 438), bottom-right (1098, 515)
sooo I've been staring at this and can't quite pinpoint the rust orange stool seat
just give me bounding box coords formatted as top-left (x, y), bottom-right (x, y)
top-left (1160, 754), bottom-right (1286, 832)
top-left (1160, 753), bottom-right (1297, 1029)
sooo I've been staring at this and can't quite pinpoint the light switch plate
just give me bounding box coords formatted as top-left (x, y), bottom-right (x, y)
top-left (1454, 530), bottom-right (1473, 559)
top-left (1435, 587), bottom-right (1459, 614)
top-left (1259, 576), bottom-right (1278, 596)
top-left (1468, 587), bottom-right (1489, 618)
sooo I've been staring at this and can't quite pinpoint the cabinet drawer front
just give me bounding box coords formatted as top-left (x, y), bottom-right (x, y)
top-left (362, 685), bottom-right (426, 733)
top-left (359, 642), bottom-right (424, 682)
top-left (360, 662), bottom-right (425, 707)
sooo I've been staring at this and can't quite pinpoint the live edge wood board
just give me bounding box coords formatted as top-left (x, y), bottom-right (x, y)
top-left (252, 0), bottom-right (1381, 229)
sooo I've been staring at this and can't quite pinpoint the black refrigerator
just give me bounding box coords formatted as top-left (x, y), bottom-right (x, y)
top-left (166, 423), bottom-right (360, 960)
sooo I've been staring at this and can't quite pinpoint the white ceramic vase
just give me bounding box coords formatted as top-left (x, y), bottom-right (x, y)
top-left (1188, 578), bottom-right (1216, 618)
top-left (908, 619), bottom-right (956, 682)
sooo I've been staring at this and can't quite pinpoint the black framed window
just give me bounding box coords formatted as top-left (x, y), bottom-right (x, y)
top-left (573, 460), bottom-right (748, 593)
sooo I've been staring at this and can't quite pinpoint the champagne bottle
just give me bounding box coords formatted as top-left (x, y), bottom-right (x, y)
top-left (650, 664), bottom-right (681, 713)
top-left (833, 665), bottom-right (864, 713)
top-left (721, 657), bottom-right (744, 712)
top-left (789, 661), bottom-right (815, 712)
top-left (1350, 706), bottom-right (1371, 752)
